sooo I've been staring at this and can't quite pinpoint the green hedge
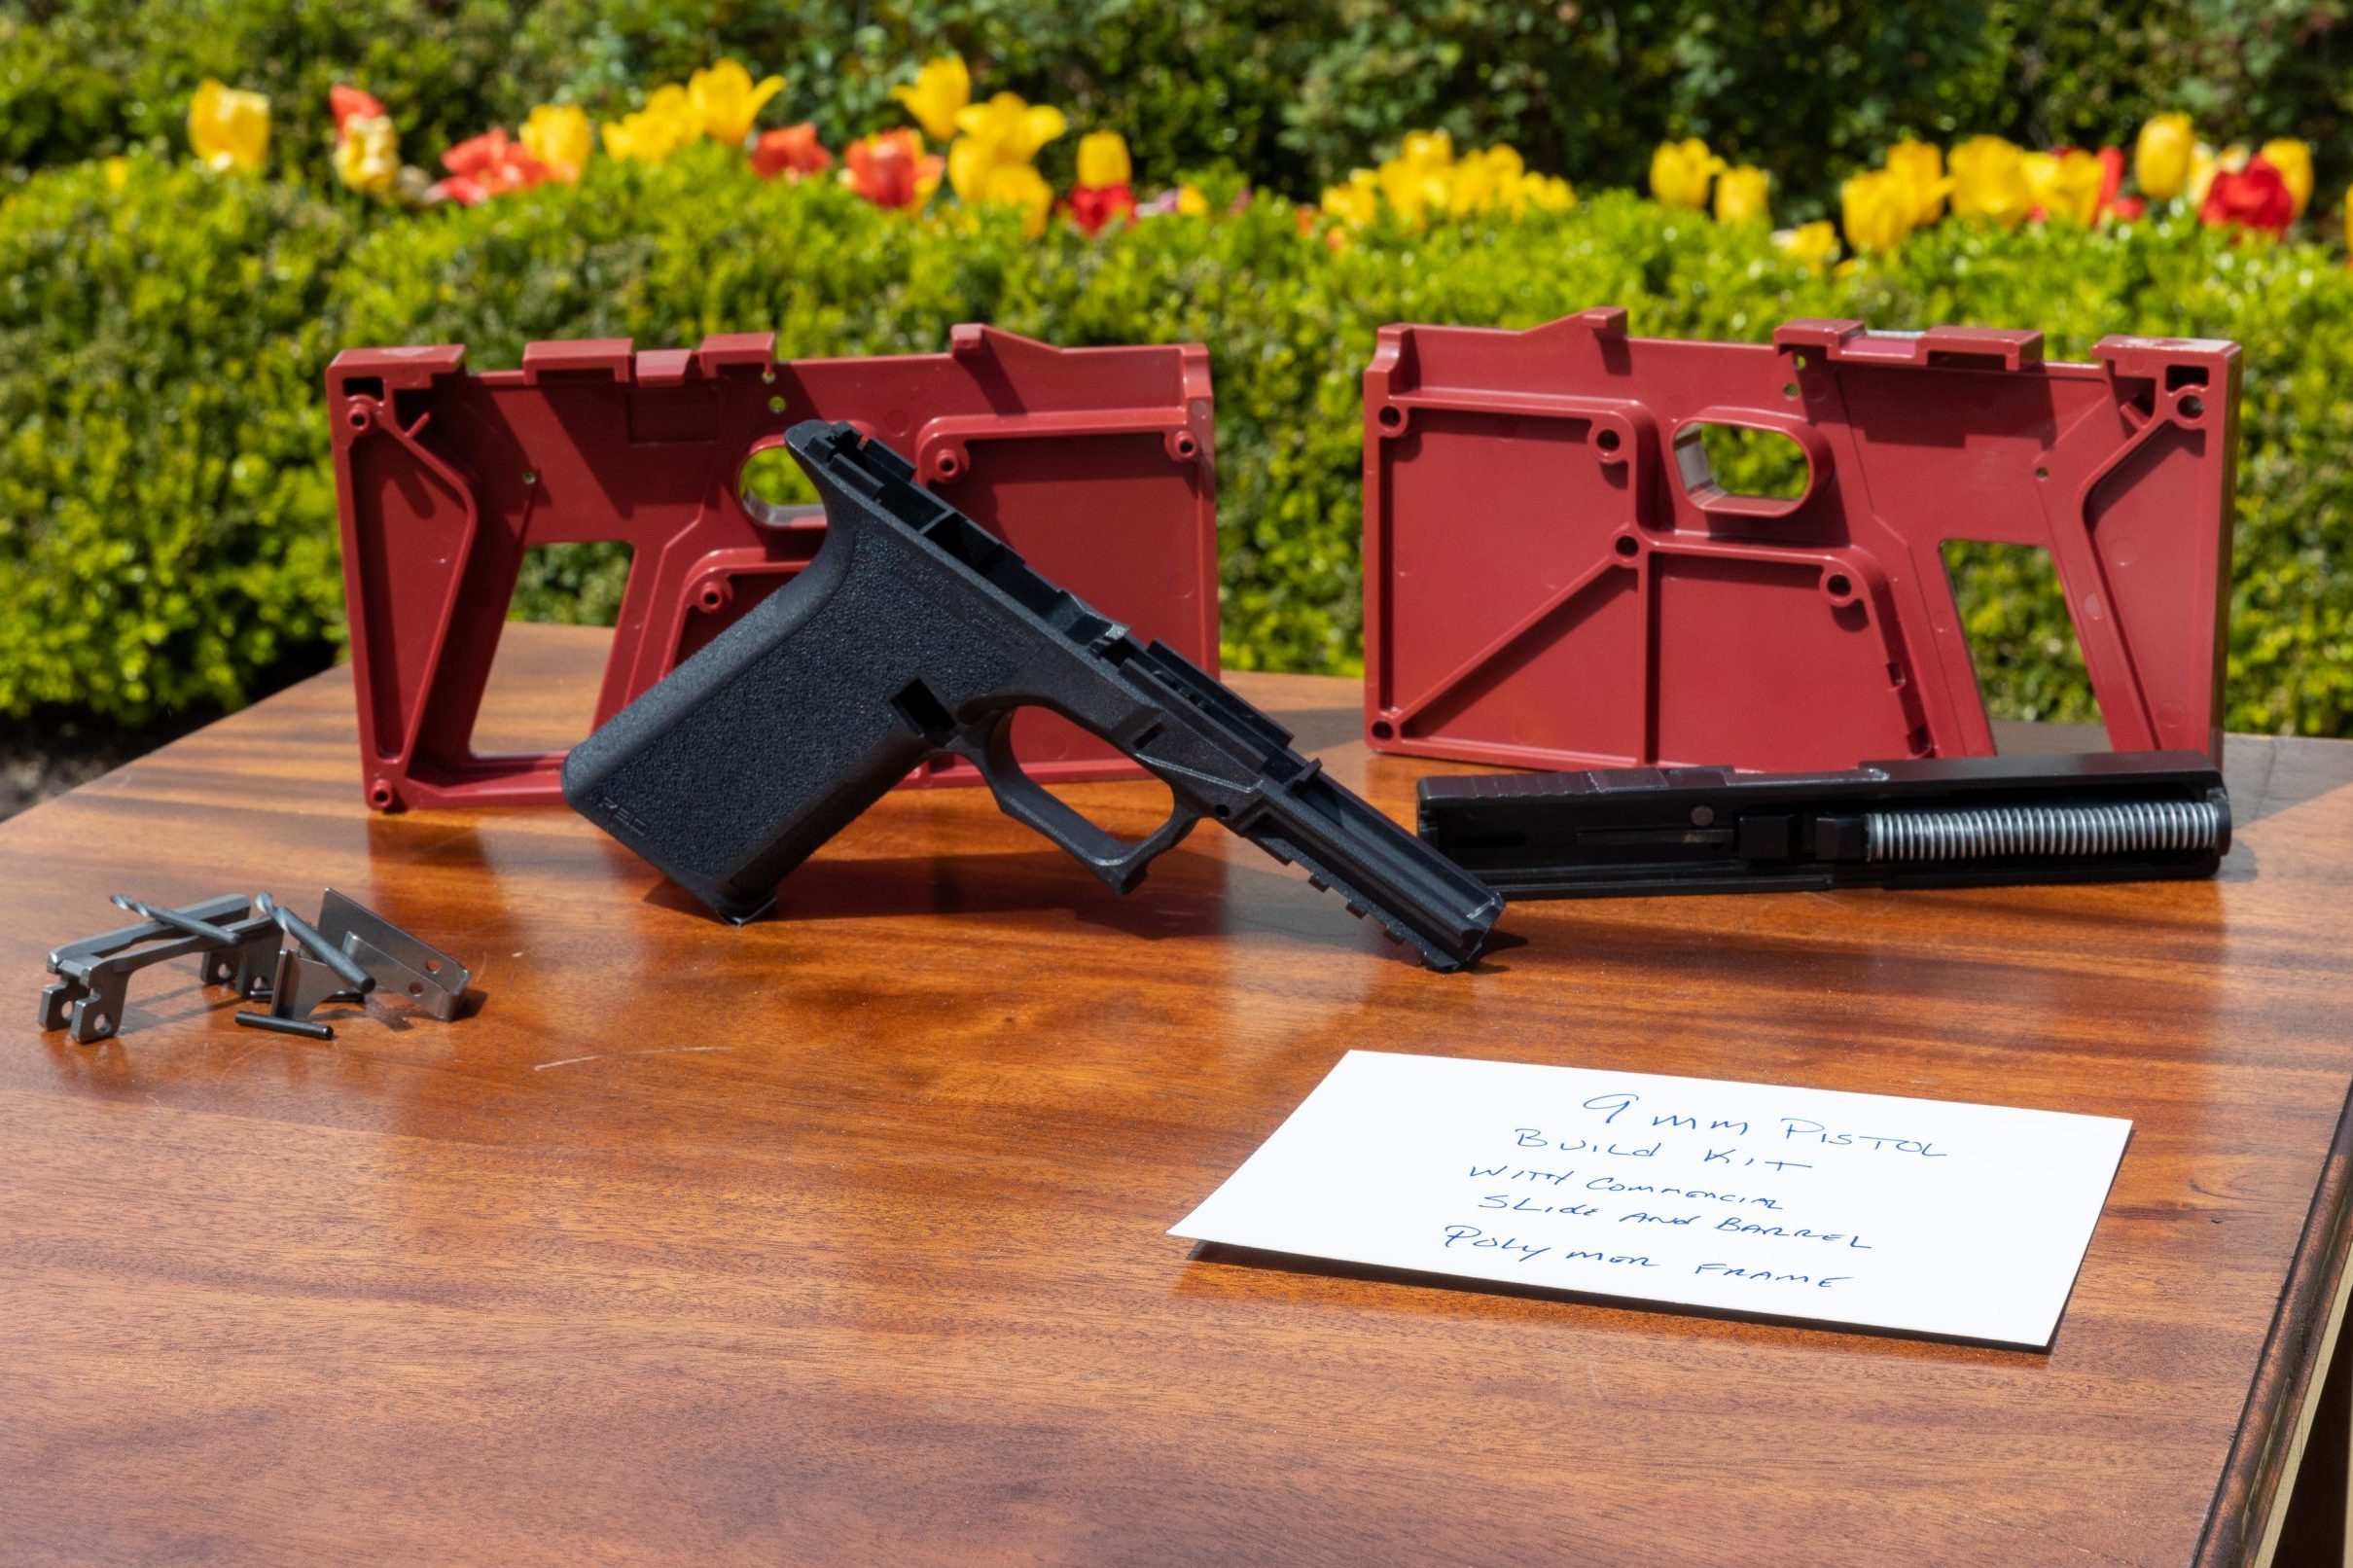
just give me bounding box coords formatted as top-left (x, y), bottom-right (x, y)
top-left (8, 2), bottom-right (2352, 221)
top-left (0, 155), bottom-right (349, 716)
top-left (4, 145), bottom-right (2350, 734)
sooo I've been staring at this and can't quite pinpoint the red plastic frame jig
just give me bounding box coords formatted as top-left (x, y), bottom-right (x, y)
top-left (1363, 307), bottom-right (2238, 773)
top-left (328, 327), bottom-right (1218, 810)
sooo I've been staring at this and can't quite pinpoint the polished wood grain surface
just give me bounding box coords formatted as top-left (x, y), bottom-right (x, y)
top-left (5, 623), bottom-right (2352, 1568)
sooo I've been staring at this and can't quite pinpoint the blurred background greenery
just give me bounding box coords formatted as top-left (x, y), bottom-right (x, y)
top-left (1, 1), bottom-right (2348, 818)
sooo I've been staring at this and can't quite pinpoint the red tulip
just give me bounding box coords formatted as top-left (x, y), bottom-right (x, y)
top-left (842, 128), bottom-right (942, 210)
top-left (330, 84), bottom-right (386, 135)
top-left (2199, 156), bottom-right (2295, 234)
top-left (2094, 146), bottom-right (2125, 218)
top-left (1066, 181), bottom-right (1136, 235)
top-left (431, 127), bottom-right (553, 205)
top-left (751, 124), bottom-right (833, 181)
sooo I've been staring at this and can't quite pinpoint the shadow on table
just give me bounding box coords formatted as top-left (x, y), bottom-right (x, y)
top-left (1179, 1241), bottom-right (2052, 1361)
top-left (638, 846), bottom-right (1517, 971)
top-left (2225, 736), bottom-right (2353, 826)
top-left (1266, 698), bottom-right (1366, 757)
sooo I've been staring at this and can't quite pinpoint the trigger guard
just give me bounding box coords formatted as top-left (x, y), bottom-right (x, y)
top-left (950, 714), bottom-right (1200, 893)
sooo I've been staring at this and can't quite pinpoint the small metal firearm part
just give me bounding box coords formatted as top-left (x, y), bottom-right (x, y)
top-left (40, 895), bottom-right (278, 1044)
top-left (38, 890), bottom-right (476, 1045)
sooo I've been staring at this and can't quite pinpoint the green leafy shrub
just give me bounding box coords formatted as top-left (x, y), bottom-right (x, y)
top-left (0, 154), bottom-right (353, 718)
top-left (4, 150), bottom-right (2349, 737)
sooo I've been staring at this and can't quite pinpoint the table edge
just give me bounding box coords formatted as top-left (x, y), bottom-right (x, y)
top-left (2200, 1082), bottom-right (2353, 1566)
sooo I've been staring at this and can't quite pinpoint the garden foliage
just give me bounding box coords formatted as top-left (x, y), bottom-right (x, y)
top-left (2, 148), bottom-right (2348, 735)
top-left (9, 1), bottom-right (2353, 220)
top-left (0, 156), bottom-right (351, 719)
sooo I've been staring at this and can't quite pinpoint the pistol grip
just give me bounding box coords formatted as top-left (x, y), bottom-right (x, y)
top-left (955, 711), bottom-right (1201, 892)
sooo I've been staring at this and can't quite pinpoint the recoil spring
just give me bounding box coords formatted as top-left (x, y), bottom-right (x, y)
top-left (1864, 798), bottom-right (2225, 863)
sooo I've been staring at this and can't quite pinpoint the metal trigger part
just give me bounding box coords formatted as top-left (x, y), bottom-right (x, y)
top-left (39, 889), bottom-right (475, 1046)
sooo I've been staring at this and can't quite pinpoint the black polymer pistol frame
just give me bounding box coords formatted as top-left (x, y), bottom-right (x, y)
top-left (562, 420), bottom-right (1503, 971)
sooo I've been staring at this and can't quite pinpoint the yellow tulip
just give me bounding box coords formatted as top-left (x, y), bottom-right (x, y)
top-left (1446, 144), bottom-right (1524, 216)
top-left (1886, 139), bottom-right (1949, 225)
top-left (1713, 163), bottom-right (1770, 224)
top-left (1077, 129), bottom-right (1132, 188)
top-left (1840, 169), bottom-right (1913, 253)
top-left (2188, 143), bottom-right (2218, 207)
top-left (1174, 182), bottom-right (1210, 218)
top-left (971, 161), bottom-right (1054, 237)
top-left (1774, 219), bottom-right (1838, 272)
top-left (188, 79), bottom-right (269, 172)
top-left (1515, 172), bottom-right (1576, 213)
top-left (894, 56), bottom-right (971, 145)
top-left (1350, 132), bottom-right (1570, 226)
top-left (332, 114), bottom-right (401, 196)
top-left (2021, 147), bottom-right (2104, 224)
top-left (521, 104), bottom-right (592, 183)
top-left (2260, 137), bottom-right (2314, 218)
top-left (1947, 134), bottom-right (2032, 226)
top-left (599, 112), bottom-right (663, 163)
top-left (1321, 169), bottom-right (1380, 228)
top-left (947, 91), bottom-right (1067, 204)
top-left (1451, 151), bottom-right (1500, 215)
top-left (953, 91), bottom-right (1067, 164)
top-left (1375, 129), bottom-right (1454, 224)
top-left (2054, 148), bottom-right (2107, 223)
top-left (2020, 151), bottom-right (2056, 206)
top-left (1649, 137), bottom-right (1723, 208)
top-left (1374, 163), bottom-right (1436, 222)
top-left (1451, 155), bottom-right (1480, 213)
top-left (1397, 129), bottom-right (1455, 169)
top-left (600, 115), bottom-right (650, 163)
top-left (2134, 113), bottom-right (2194, 201)
top-left (2344, 182), bottom-right (2353, 254)
top-left (945, 139), bottom-right (985, 205)
top-left (689, 59), bottom-right (783, 147)
top-left (601, 84), bottom-right (699, 164)
top-left (647, 83), bottom-right (701, 140)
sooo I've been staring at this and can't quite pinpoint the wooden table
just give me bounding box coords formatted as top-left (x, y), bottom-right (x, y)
top-left (6, 623), bottom-right (2353, 1568)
